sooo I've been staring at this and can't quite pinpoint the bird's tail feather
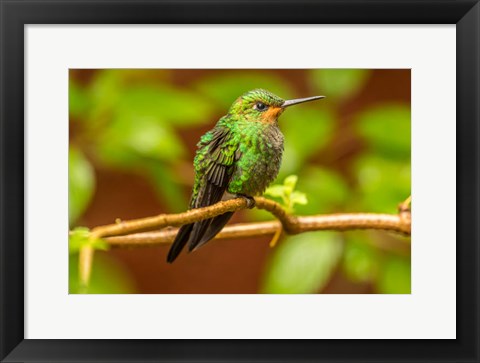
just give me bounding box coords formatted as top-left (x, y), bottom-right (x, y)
top-left (166, 223), bottom-right (193, 263)
top-left (187, 219), bottom-right (212, 252)
top-left (189, 212), bottom-right (234, 252)
top-left (167, 212), bottom-right (234, 262)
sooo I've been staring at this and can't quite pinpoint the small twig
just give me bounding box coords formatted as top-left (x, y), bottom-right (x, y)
top-left (398, 195), bottom-right (411, 213)
top-left (269, 226), bottom-right (284, 248)
top-left (78, 245), bottom-right (94, 293)
top-left (398, 195), bottom-right (412, 224)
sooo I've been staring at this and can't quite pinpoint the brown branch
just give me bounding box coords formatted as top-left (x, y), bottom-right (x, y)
top-left (76, 196), bottom-right (411, 291)
top-left (105, 211), bottom-right (410, 248)
top-left (90, 197), bottom-right (292, 239)
top-left (89, 196), bottom-right (410, 241)
top-left (106, 221), bottom-right (280, 247)
top-left (95, 196), bottom-right (411, 248)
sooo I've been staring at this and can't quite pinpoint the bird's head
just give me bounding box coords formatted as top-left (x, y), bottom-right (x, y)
top-left (228, 89), bottom-right (324, 124)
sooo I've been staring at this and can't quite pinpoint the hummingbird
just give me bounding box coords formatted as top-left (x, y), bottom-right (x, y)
top-left (167, 89), bottom-right (324, 263)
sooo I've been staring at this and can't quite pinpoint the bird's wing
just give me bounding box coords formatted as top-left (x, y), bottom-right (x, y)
top-left (187, 126), bottom-right (240, 250)
top-left (192, 126), bottom-right (239, 208)
top-left (167, 125), bottom-right (240, 262)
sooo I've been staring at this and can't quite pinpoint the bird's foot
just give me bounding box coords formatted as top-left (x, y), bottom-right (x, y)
top-left (238, 194), bottom-right (256, 209)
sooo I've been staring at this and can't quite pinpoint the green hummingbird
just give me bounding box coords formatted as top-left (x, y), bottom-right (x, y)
top-left (167, 89), bottom-right (324, 263)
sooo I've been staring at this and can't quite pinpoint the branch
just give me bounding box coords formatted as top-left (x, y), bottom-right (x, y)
top-left (87, 196), bottom-right (411, 242)
top-left (75, 196), bottom-right (411, 291)
top-left (78, 246), bottom-right (94, 292)
top-left (90, 197), bottom-right (273, 238)
top-left (105, 212), bottom-right (410, 248)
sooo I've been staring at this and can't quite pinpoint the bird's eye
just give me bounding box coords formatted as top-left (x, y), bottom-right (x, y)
top-left (254, 102), bottom-right (268, 111)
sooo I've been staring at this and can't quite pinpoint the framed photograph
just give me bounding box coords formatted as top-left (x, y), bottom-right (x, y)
top-left (1, 1), bottom-right (478, 362)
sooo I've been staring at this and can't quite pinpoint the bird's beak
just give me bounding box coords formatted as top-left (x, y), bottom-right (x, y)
top-left (281, 95), bottom-right (325, 108)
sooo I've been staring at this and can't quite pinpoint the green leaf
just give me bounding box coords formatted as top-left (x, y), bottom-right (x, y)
top-left (69, 227), bottom-right (109, 254)
top-left (376, 256), bottom-right (411, 294)
top-left (69, 253), bottom-right (135, 294)
top-left (310, 69), bottom-right (370, 100)
top-left (356, 104), bottom-right (411, 160)
top-left (69, 148), bottom-right (95, 224)
top-left (263, 175), bottom-right (308, 213)
top-left (264, 184), bottom-right (287, 199)
top-left (283, 175), bottom-right (298, 192)
top-left (195, 72), bottom-right (293, 109)
top-left (68, 227), bottom-right (91, 253)
top-left (290, 190), bottom-right (308, 205)
top-left (91, 238), bottom-right (110, 251)
top-left (261, 232), bottom-right (343, 294)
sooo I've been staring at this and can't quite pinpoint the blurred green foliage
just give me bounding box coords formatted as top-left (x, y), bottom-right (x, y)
top-left (295, 166), bottom-right (351, 215)
top-left (261, 232), bottom-right (342, 294)
top-left (195, 72), bottom-right (294, 109)
top-left (279, 108), bottom-right (335, 176)
top-left (69, 69), bottom-right (411, 294)
top-left (311, 69), bottom-right (369, 101)
top-left (357, 105), bottom-right (411, 160)
top-left (376, 256), bottom-right (411, 294)
top-left (69, 148), bottom-right (95, 224)
top-left (69, 253), bottom-right (135, 294)
top-left (68, 227), bottom-right (133, 294)
top-left (342, 232), bottom-right (382, 284)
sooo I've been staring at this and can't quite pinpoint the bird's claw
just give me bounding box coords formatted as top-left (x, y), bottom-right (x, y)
top-left (239, 195), bottom-right (256, 209)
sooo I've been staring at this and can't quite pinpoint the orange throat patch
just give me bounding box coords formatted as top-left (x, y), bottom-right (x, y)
top-left (261, 107), bottom-right (284, 124)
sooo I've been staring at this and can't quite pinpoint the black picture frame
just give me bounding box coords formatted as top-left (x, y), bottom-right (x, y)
top-left (1, 1), bottom-right (479, 362)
